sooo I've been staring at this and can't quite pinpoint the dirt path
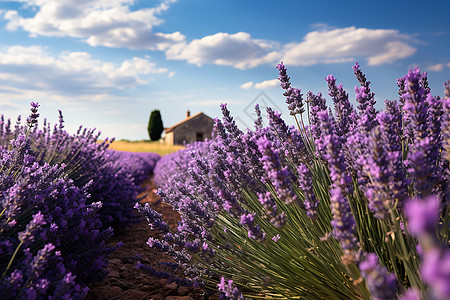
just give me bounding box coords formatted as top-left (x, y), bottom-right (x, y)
top-left (87, 178), bottom-right (212, 300)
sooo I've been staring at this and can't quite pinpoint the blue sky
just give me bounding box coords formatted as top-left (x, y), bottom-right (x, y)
top-left (0, 0), bottom-right (449, 141)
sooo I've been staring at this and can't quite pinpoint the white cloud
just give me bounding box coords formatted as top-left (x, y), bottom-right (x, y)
top-left (166, 32), bottom-right (281, 69)
top-left (166, 27), bottom-right (417, 69)
top-left (254, 79), bottom-right (278, 89)
top-left (0, 45), bottom-right (169, 101)
top-left (240, 79), bottom-right (278, 89)
top-left (282, 27), bottom-right (416, 66)
top-left (2, 0), bottom-right (184, 50)
top-left (428, 63), bottom-right (444, 71)
top-left (240, 81), bottom-right (254, 89)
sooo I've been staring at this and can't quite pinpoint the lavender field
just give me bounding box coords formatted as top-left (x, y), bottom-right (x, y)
top-left (1, 62), bottom-right (449, 299)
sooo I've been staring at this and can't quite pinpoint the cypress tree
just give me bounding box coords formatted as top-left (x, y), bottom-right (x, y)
top-left (148, 110), bottom-right (164, 141)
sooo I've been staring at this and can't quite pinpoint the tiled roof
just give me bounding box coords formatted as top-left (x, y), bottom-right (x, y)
top-left (165, 112), bottom-right (212, 133)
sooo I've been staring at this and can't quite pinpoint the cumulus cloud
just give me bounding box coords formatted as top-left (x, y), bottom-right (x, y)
top-left (2, 0), bottom-right (184, 50)
top-left (255, 79), bottom-right (278, 89)
top-left (240, 81), bottom-right (254, 89)
top-left (166, 27), bottom-right (417, 69)
top-left (1, 3), bottom-right (419, 70)
top-left (282, 26), bottom-right (416, 66)
top-left (428, 63), bottom-right (444, 71)
top-left (166, 32), bottom-right (281, 69)
top-left (0, 45), bottom-right (169, 100)
top-left (240, 79), bottom-right (278, 89)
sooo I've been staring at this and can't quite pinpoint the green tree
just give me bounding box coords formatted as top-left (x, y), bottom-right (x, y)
top-left (148, 110), bottom-right (164, 141)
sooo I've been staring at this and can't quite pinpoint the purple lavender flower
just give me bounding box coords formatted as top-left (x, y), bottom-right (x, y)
top-left (220, 103), bottom-right (243, 140)
top-left (18, 211), bottom-right (46, 246)
top-left (325, 74), bottom-right (357, 137)
top-left (297, 163), bottom-right (318, 220)
top-left (420, 248), bottom-right (450, 300)
top-left (26, 102), bottom-right (40, 128)
top-left (239, 212), bottom-right (265, 242)
top-left (276, 62), bottom-right (305, 115)
top-left (217, 277), bottom-right (243, 300)
top-left (402, 67), bottom-right (429, 141)
top-left (329, 187), bottom-right (358, 252)
top-left (257, 191), bottom-right (285, 227)
top-left (134, 202), bottom-right (169, 233)
top-left (363, 118), bottom-right (408, 219)
top-left (266, 107), bottom-right (308, 165)
top-left (353, 62), bottom-right (378, 133)
top-left (359, 253), bottom-right (397, 300)
top-left (316, 110), bottom-right (358, 259)
top-left (316, 110), bottom-right (352, 192)
top-left (272, 234), bottom-right (280, 242)
top-left (401, 67), bottom-right (444, 197)
top-left (400, 288), bottom-right (421, 300)
top-left (31, 243), bottom-right (56, 277)
top-left (257, 136), bottom-right (298, 205)
top-left (405, 195), bottom-right (439, 237)
top-left (254, 104), bottom-right (263, 130)
top-left (442, 95), bottom-right (450, 167)
top-left (307, 91), bottom-right (328, 156)
top-left (406, 195), bottom-right (449, 300)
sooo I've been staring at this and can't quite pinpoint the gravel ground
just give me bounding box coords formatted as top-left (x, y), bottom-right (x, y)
top-left (87, 178), bottom-right (215, 300)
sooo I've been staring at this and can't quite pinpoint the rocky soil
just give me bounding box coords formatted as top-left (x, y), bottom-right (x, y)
top-left (87, 178), bottom-right (214, 300)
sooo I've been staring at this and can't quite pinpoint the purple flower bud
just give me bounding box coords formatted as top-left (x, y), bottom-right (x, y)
top-left (18, 211), bottom-right (46, 246)
top-left (272, 234), bottom-right (280, 242)
top-left (405, 195), bottom-right (439, 237)
top-left (400, 288), bottom-right (421, 300)
top-left (217, 277), bottom-right (243, 300)
top-left (359, 253), bottom-right (397, 300)
top-left (31, 243), bottom-right (56, 277)
top-left (325, 74), bottom-right (357, 137)
top-left (257, 136), bottom-right (298, 205)
top-left (26, 102), bottom-right (40, 128)
top-left (276, 62), bottom-right (305, 115)
top-left (420, 248), bottom-right (450, 300)
top-left (297, 163), bottom-right (318, 220)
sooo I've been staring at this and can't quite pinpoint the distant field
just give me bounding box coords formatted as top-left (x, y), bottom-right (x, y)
top-left (105, 140), bottom-right (185, 156)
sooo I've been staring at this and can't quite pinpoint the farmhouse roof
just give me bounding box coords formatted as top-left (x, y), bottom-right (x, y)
top-left (165, 112), bottom-right (213, 133)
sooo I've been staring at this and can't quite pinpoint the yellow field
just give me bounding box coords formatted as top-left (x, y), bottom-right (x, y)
top-left (105, 140), bottom-right (185, 156)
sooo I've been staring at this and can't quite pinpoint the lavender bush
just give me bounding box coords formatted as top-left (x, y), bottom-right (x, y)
top-left (140, 63), bottom-right (449, 299)
top-left (110, 149), bottom-right (161, 184)
top-left (1, 110), bottom-right (158, 229)
top-left (1, 104), bottom-right (116, 299)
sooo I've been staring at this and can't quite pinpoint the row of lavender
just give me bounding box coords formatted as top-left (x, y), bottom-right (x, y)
top-left (144, 63), bottom-right (449, 299)
top-left (0, 107), bottom-right (160, 299)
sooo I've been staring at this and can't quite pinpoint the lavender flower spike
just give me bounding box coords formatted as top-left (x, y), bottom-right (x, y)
top-left (359, 253), bottom-right (397, 300)
top-left (405, 195), bottom-right (439, 238)
top-left (316, 110), bottom-right (358, 260)
top-left (18, 211), bottom-right (46, 246)
top-left (297, 163), bottom-right (318, 220)
top-left (406, 195), bottom-right (450, 300)
top-left (27, 102), bottom-right (40, 128)
top-left (276, 62), bottom-right (305, 115)
top-left (420, 248), bottom-right (450, 300)
top-left (217, 277), bottom-right (243, 300)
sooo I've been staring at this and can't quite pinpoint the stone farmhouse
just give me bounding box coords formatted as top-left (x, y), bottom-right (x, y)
top-left (163, 110), bottom-right (214, 145)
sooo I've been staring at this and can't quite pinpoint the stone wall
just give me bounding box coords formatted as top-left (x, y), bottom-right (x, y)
top-left (171, 114), bottom-right (214, 145)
